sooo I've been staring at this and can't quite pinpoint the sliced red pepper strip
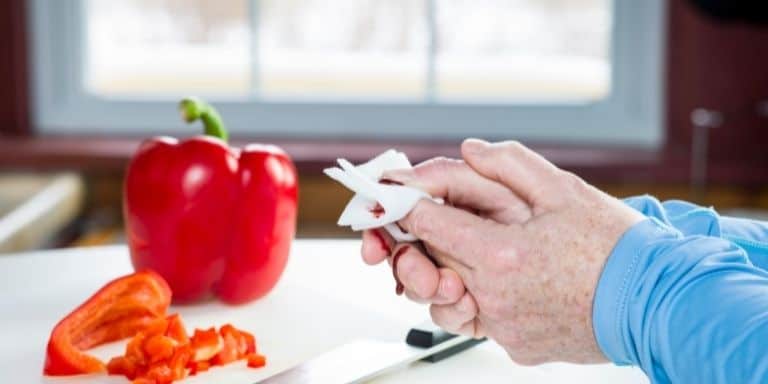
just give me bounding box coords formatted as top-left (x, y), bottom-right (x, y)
top-left (43, 270), bottom-right (172, 376)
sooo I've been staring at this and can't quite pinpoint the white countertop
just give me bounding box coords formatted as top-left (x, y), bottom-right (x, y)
top-left (0, 240), bottom-right (648, 383)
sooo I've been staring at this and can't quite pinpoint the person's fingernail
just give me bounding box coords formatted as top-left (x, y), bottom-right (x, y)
top-left (371, 229), bottom-right (391, 254)
top-left (392, 246), bottom-right (409, 296)
top-left (462, 138), bottom-right (488, 154)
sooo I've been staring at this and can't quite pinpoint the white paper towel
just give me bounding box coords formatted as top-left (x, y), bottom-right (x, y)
top-left (323, 150), bottom-right (438, 242)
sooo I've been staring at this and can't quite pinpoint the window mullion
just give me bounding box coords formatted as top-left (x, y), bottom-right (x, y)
top-left (426, 0), bottom-right (437, 103)
top-left (249, 0), bottom-right (261, 99)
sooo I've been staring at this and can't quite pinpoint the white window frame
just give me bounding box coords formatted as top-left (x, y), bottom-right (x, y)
top-left (29, 0), bottom-right (665, 147)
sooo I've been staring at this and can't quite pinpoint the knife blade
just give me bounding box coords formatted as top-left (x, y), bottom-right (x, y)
top-left (257, 325), bottom-right (484, 384)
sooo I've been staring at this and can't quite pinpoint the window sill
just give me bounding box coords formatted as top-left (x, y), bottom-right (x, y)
top-left (4, 134), bottom-right (767, 185)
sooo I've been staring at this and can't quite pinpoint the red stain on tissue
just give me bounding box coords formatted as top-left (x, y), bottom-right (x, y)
top-left (369, 203), bottom-right (385, 218)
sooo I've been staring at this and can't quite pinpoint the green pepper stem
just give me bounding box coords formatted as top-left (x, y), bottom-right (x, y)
top-left (179, 97), bottom-right (228, 142)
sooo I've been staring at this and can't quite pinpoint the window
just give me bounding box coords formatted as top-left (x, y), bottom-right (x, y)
top-left (30, 0), bottom-right (665, 146)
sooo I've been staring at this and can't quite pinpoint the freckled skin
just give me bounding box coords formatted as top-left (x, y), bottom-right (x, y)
top-left (473, 190), bottom-right (640, 363)
top-left (362, 140), bottom-right (644, 365)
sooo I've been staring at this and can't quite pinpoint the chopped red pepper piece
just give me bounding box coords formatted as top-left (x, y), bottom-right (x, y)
top-left (188, 360), bottom-right (210, 376)
top-left (126, 331), bottom-right (149, 364)
top-left (143, 335), bottom-right (176, 363)
top-left (107, 356), bottom-right (138, 380)
top-left (43, 270), bottom-right (172, 376)
top-left (247, 353), bottom-right (267, 368)
top-left (146, 362), bottom-right (174, 384)
top-left (209, 324), bottom-right (260, 367)
top-left (108, 315), bottom-right (192, 383)
top-left (164, 314), bottom-right (188, 344)
top-left (214, 324), bottom-right (253, 366)
top-left (211, 329), bottom-right (240, 366)
top-left (168, 343), bottom-right (192, 380)
top-left (105, 314), bottom-right (265, 383)
top-left (190, 327), bottom-right (222, 362)
top-left (239, 329), bottom-right (257, 355)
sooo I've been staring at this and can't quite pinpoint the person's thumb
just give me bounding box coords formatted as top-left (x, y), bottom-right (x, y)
top-left (461, 139), bottom-right (564, 212)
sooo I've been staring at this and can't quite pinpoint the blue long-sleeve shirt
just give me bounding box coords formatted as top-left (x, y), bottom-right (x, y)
top-left (593, 196), bottom-right (768, 383)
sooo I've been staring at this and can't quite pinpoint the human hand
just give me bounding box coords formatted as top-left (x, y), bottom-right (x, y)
top-left (371, 139), bottom-right (644, 365)
top-left (360, 155), bottom-right (532, 336)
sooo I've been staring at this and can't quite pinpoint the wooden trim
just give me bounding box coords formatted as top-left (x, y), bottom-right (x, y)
top-left (0, 134), bottom-right (659, 174)
top-left (0, 0), bottom-right (31, 137)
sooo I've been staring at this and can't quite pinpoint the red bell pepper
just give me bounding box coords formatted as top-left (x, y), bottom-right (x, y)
top-left (124, 97), bottom-right (299, 304)
top-left (43, 270), bottom-right (172, 376)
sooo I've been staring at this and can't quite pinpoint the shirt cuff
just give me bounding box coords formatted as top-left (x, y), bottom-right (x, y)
top-left (592, 217), bottom-right (680, 365)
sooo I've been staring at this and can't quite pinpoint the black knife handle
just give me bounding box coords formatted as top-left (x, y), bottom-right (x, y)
top-left (406, 321), bottom-right (486, 363)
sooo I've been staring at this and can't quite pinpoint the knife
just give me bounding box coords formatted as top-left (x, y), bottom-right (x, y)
top-left (256, 322), bottom-right (485, 384)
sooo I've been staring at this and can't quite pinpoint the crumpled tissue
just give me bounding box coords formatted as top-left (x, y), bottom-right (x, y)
top-left (323, 149), bottom-right (440, 242)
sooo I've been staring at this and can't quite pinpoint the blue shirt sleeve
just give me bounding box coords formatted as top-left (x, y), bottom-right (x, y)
top-left (624, 195), bottom-right (768, 270)
top-left (593, 217), bottom-right (768, 383)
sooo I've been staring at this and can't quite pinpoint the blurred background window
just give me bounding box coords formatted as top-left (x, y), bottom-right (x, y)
top-left (31, 0), bottom-right (662, 144)
top-left (85, 0), bottom-right (609, 102)
top-left (85, 0), bottom-right (252, 96)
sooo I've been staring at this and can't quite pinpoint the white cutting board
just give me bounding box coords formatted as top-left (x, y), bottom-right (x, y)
top-left (0, 240), bottom-right (648, 383)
